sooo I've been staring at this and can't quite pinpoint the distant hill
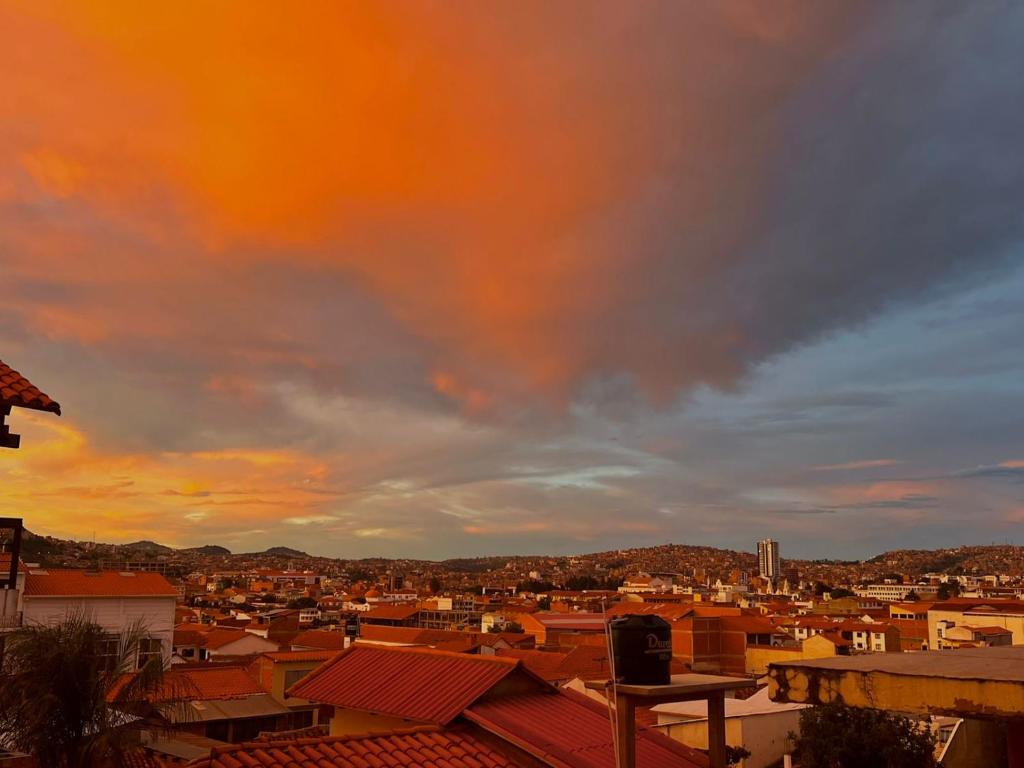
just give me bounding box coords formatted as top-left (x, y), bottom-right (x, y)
top-left (263, 546), bottom-right (309, 558)
top-left (123, 540), bottom-right (174, 554)
top-left (181, 544), bottom-right (231, 556)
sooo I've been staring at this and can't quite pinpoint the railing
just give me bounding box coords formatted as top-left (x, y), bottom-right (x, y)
top-left (0, 611), bottom-right (23, 630)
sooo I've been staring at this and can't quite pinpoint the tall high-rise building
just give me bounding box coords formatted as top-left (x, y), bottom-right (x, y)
top-left (757, 539), bottom-right (780, 580)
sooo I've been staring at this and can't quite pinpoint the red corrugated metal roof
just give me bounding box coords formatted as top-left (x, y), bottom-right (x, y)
top-left (0, 360), bottom-right (61, 414)
top-left (465, 688), bottom-right (708, 768)
top-left (183, 726), bottom-right (525, 768)
top-left (287, 645), bottom-right (524, 725)
top-left (361, 604), bottom-right (422, 621)
top-left (291, 629), bottom-right (347, 650)
top-left (260, 649), bottom-right (337, 663)
top-left (24, 569), bottom-right (178, 597)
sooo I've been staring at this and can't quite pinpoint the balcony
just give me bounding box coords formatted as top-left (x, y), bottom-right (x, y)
top-left (0, 611), bottom-right (23, 630)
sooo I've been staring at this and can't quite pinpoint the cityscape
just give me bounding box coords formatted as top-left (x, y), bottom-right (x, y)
top-left (4, 3), bottom-right (1024, 768)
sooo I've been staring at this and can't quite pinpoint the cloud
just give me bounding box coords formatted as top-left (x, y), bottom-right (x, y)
top-left (3, 3), bottom-right (1024, 557)
top-left (811, 459), bottom-right (900, 472)
top-left (954, 462), bottom-right (1024, 481)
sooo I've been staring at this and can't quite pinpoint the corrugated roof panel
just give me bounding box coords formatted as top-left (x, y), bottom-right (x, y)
top-left (287, 645), bottom-right (521, 725)
top-left (465, 689), bottom-right (708, 768)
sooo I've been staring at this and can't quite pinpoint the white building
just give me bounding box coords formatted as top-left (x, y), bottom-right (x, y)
top-left (18, 568), bottom-right (177, 666)
top-left (757, 539), bottom-right (780, 581)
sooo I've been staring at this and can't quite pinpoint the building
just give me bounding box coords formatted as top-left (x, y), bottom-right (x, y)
top-left (756, 540), bottom-right (780, 581)
top-left (928, 599), bottom-right (1024, 649)
top-left (652, 687), bottom-right (807, 768)
top-left (286, 644), bottom-right (709, 767)
top-left (18, 567), bottom-right (178, 665)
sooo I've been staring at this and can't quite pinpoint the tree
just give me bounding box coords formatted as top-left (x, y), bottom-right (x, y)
top-left (829, 587), bottom-right (855, 599)
top-left (537, 596), bottom-right (552, 610)
top-left (287, 596), bottom-right (318, 609)
top-left (937, 579), bottom-right (961, 600)
top-left (904, 589), bottom-right (920, 602)
top-left (0, 614), bottom-right (190, 768)
top-left (428, 577), bottom-right (442, 594)
top-left (794, 704), bottom-right (937, 768)
top-left (490, 621), bottom-right (524, 634)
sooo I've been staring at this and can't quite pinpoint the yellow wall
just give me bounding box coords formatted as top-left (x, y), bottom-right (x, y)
top-left (746, 634), bottom-right (837, 676)
top-left (661, 712), bottom-right (801, 768)
top-left (328, 707), bottom-right (422, 736)
top-left (928, 608), bottom-right (1024, 649)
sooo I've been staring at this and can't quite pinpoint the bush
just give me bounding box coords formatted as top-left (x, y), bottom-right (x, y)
top-left (794, 704), bottom-right (937, 768)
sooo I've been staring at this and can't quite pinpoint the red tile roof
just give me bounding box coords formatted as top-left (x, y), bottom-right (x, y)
top-left (162, 666), bottom-right (266, 701)
top-left (24, 569), bottom-right (178, 597)
top-left (0, 360), bottom-right (61, 414)
top-left (111, 665), bottom-right (265, 703)
top-left (287, 645), bottom-right (528, 725)
top-left (183, 726), bottom-right (524, 768)
top-left (465, 688), bottom-right (708, 768)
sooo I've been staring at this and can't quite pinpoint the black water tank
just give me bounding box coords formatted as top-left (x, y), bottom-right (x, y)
top-left (610, 614), bottom-right (672, 685)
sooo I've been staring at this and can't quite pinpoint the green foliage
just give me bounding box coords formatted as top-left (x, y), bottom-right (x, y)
top-left (0, 614), bottom-right (191, 768)
top-left (287, 596), bottom-right (318, 609)
top-left (904, 589), bottom-right (920, 602)
top-left (937, 580), bottom-right (961, 600)
top-left (794, 704), bottom-right (937, 768)
top-left (537, 596), bottom-right (552, 610)
top-left (829, 587), bottom-right (855, 599)
top-left (428, 577), bottom-right (442, 594)
top-left (726, 745), bottom-right (752, 765)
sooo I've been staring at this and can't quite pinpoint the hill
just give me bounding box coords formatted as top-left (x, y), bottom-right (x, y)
top-left (181, 544), bottom-right (231, 556)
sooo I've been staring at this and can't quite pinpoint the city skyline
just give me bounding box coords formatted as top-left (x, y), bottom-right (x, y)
top-left (3, 3), bottom-right (1024, 560)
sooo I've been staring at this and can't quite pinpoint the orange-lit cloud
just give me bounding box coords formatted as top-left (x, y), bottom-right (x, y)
top-left (3, 2), bottom-right (1024, 557)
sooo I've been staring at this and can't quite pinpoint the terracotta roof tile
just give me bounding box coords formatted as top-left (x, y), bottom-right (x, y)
top-left (287, 645), bottom-right (525, 725)
top-left (24, 569), bottom-right (178, 597)
top-left (0, 360), bottom-right (61, 414)
top-left (184, 726), bottom-right (524, 768)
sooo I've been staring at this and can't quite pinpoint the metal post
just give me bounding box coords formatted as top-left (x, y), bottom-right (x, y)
top-left (707, 690), bottom-right (727, 768)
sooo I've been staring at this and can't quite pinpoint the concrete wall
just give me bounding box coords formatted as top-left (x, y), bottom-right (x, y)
top-left (660, 711), bottom-right (801, 768)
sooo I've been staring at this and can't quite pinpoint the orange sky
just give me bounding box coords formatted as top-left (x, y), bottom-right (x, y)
top-left (3, 2), bottom-right (1024, 557)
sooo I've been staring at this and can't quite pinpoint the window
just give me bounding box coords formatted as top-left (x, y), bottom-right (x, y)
top-left (138, 638), bottom-right (162, 669)
top-left (283, 668), bottom-right (311, 691)
top-left (97, 636), bottom-right (120, 672)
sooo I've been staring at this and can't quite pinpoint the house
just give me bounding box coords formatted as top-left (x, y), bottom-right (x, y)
top-left (20, 568), bottom-right (177, 665)
top-left (172, 624), bottom-right (278, 661)
top-left (928, 599), bottom-right (1024, 649)
top-left (126, 663), bottom-right (308, 762)
top-left (247, 649), bottom-right (337, 723)
top-left (512, 611), bottom-right (607, 648)
top-left (286, 644), bottom-right (709, 767)
top-left (939, 624), bottom-right (1013, 649)
top-left (652, 687), bottom-right (807, 768)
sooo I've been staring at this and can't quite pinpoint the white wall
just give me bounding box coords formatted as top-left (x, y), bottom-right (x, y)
top-left (22, 596), bottom-right (176, 664)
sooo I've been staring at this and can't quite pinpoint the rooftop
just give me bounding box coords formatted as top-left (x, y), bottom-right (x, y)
top-left (24, 569), bottom-right (178, 597)
top-left (182, 725), bottom-right (525, 768)
top-left (465, 688), bottom-right (708, 768)
top-left (0, 360), bottom-right (61, 414)
top-left (287, 645), bottom-right (527, 725)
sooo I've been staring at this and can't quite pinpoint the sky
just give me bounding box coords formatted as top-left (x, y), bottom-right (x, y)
top-left (2, 1), bottom-right (1023, 560)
